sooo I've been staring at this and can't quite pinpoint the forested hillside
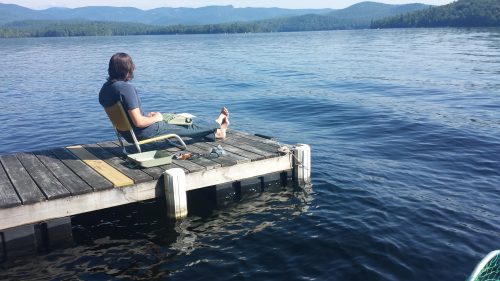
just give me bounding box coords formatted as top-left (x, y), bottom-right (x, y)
top-left (371, 0), bottom-right (500, 28)
top-left (0, 4), bottom-right (331, 25)
top-left (0, 2), bottom-right (429, 38)
top-left (253, 2), bottom-right (428, 32)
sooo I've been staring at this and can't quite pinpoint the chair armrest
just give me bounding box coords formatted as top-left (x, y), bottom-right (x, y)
top-left (138, 134), bottom-right (187, 149)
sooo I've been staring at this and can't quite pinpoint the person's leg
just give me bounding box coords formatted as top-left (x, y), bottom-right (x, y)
top-left (215, 107), bottom-right (230, 138)
top-left (216, 107), bottom-right (229, 127)
top-left (214, 128), bottom-right (225, 139)
top-left (138, 107), bottom-right (230, 140)
top-left (152, 120), bottom-right (220, 139)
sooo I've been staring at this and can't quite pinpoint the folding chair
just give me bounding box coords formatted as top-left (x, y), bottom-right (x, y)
top-left (104, 101), bottom-right (187, 154)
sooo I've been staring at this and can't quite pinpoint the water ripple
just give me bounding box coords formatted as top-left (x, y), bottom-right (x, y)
top-left (1, 29), bottom-right (500, 281)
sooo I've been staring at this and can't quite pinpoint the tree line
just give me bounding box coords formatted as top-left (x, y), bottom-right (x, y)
top-left (371, 0), bottom-right (500, 28)
top-left (0, 14), bottom-right (372, 38)
top-left (1, 0), bottom-right (499, 38)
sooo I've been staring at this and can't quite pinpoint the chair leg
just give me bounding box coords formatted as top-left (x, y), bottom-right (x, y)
top-left (168, 135), bottom-right (187, 150)
top-left (129, 130), bottom-right (142, 153)
top-left (115, 130), bottom-right (128, 155)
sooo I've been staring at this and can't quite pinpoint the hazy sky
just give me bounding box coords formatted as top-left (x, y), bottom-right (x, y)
top-left (2, 0), bottom-right (454, 10)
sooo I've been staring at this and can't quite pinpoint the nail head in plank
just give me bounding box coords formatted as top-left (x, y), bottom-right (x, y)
top-left (0, 154), bottom-right (46, 204)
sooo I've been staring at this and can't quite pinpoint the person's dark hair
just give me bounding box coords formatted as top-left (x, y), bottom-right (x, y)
top-left (107, 53), bottom-right (135, 82)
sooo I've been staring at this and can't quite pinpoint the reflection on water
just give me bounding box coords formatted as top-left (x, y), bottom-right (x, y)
top-left (0, 180), bottom-right (314, 280)
top-left (1, 28), bottom-right (499, 280)
top-left (172, 181), bottom-right (314, 256)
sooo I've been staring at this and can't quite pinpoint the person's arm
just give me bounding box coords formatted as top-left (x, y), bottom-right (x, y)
top-left (128, 108), bottom-right (163, 128)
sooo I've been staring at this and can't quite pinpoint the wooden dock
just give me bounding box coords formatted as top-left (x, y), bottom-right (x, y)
top-left (0, 130), bottom-right (310, 238)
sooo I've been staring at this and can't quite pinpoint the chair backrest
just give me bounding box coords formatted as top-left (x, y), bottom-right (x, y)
top-left (104, 102), bottom-right (133, 132)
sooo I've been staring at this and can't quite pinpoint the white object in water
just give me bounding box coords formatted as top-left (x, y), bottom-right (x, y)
top-left (293, 144), bottom-right (311, 184)
top-left (164, 168), bottom-right (188, 219)
top-left (467, 250), bottom-right (500, 281)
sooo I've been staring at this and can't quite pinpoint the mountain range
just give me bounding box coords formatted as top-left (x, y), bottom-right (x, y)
top-left (0, 4), bottom-right (329, 25)
top-left (0, 1), bottom-right (497, 38)
top-left (0, 2), bottom-right (435, 37)
top-left (0, 2), bottom-right (428, 26)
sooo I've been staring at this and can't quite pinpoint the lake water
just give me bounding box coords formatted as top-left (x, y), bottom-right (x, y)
top-left (0, 28), bottom-right (499, 280)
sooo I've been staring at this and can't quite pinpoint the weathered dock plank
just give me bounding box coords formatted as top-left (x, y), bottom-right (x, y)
top-left (138, 141), bottom-right (192, 173)
top-left (212, 141), bottom-right (265, 161)
top-left (0, 153), bottom-right (293, 231)
top-left (229, 130), bottom-right (283, 147)
top-left (16, 152), bottom-right (70, 200)
top-left (219, 135), bottom-right (277, 159)
top-left (187, 144), bottom-right (230, 167)
top-left (0, 163), bottom-right (22, 209)
top-left (83, 143), bottom-right (153, 184)
top-left (98, 141), bottom-right (166, 180)
top-left (34, 150), bottom-right (93, 196)
top-left (0, 130), bottom-right (307, 232)
top-left (191, 141), bottom-right (250, 164)
top-left (182, 146), bottom-right (222, 170)
top-left (228, 131), bottom-right (283, 152)
top-left (51, 147), bottom-right (113, 191)
top-left (66, 145), bottom-right (133, 187)
top-left (170, 158), bottom-right (205, 173)
top-left (0, 155), bottom-right (45, 205)
top-left (152, 142), bottom-right (220, 171)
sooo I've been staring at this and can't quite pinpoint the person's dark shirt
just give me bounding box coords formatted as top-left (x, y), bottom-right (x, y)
top-left (99, 80), bottom-right (154, 141)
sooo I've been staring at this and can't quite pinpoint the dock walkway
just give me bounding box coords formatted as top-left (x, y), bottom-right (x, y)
top-left (0, 130), bottom-right (300, 231)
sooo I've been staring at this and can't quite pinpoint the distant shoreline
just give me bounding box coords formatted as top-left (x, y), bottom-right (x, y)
top-left (1, 0), bottom-right (499, 38)
top-left (2, 23), bottom-right (500, 39)
top-left (0, 2), bottom-right (428, 38)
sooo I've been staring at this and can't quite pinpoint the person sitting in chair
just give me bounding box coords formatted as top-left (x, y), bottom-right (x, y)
top-left (99, 52), bottom-right (229, 143)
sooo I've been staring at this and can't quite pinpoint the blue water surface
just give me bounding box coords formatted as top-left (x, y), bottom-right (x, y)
top-left (0, 28), bottom-right (499, 280)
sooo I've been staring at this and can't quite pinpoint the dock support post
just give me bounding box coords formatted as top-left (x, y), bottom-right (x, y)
top-left (46, 217), bottom-right (73, 250)
top-left (293, 144), bottom-right (311, 184)
top-left (0, 225), bottom-right (37, 261)
top-left (34, 217), bottom-right (72, 254)
top-left (164, 168), bottom-right (188, 220)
